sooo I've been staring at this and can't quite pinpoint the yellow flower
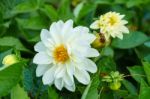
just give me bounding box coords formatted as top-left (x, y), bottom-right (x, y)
top-left (90, 12), bottom-right (129, 40)
top-left (2, 54), bottom-right (19, 66)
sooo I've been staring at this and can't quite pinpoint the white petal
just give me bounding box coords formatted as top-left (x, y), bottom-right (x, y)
top-left (66, 26), bottom-right (89, 43)
top-left (66, 61), bottom-right (75, 77)
top-left (74, 26), bottom-right (89, 35)
top-left (55, 64), bottom-right (65, 78)
top-left (121, 26), bottom-right (129, 34)
top-left (49, 22), bottom-right (62, 44)
top-left (56, 20), bottom-right (64, 27)
top-left (42, 66), bottom-right (56, 85)
top-left (63, 72), bottom-right (74, 86)
top-left (84, 33), bottom-right (96, 43)
top-left (40, 29), bottom-right (51, 47)
top-left (33, 52), bottom-right (53, 64)
top-left (34, 42), bottom-right (46, 52)
top-left (75, 58), bottom-right (97, 73)
top-left (65, 83), bottom-right (75, 92)
top-left (62, 20), bottom-right (73, 42)
top-left (62, 20), bottom-right (73, 34)
top-left (121, 20), bottom-right (128, 24)
top-left (47, 38), bottom-right (55, 49)
top-left (117, 33), bottom-right (123, 39)
top-left (90, 20), bottom-right (100, 29)
top-left (54, 78), bottom-right (64, 90)
top-left (74, 68), bottom-right (90, 85)
top-left (84, 59), bottom-right (97, 73)
top-left (120, 15), bottom-right (125, 19)
top-left (85, 48), bottom-right (100, 57)
top-left (110, 32), bottom-right (116, 38)
top-left (36, 64), bottom-right (51, 77)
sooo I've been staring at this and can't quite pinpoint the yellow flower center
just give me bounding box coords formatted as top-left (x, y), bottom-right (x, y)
top-left (109, 15), bottom-right (118, 26)
top-left (53, 45), bottom-right (69, 63)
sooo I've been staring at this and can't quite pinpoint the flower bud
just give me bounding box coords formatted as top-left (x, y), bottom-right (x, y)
top-left (109, 82), bottom-right (121, 90)
top-left (92, 33), bottom-right (110, 49)
top-left (92, 33), bottom-right (105, 48)
top-left (2, 54), bottom-right (19, 66)
top-left (102, 71), bottom-right (124, 90)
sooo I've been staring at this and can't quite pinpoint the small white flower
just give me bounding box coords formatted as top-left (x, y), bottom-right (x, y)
top-left (90, 12), bottom-right (129, 40)
top-left (33, 20), bottom-right (99, 92)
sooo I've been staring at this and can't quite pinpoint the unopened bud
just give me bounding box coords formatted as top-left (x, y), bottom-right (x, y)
top-left (92, 33), bottom-right (110, 49)
top-left (2, 54), bottom-right (19, 66)
top-left (109, 82), bottom-right (121, 90)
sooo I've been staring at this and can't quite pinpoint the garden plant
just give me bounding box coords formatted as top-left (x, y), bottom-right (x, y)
top-left (0, 0), bottom-right (150, 99)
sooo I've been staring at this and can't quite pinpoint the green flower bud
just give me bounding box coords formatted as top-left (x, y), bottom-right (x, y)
top-left (109, 82), bottom-right (121, 90)
top-left (2, 54), bottom-right (19, 66)
top-left (102, 71), bottom-right (124, 83)
top-left (102, 71), bottom-right (124, 90)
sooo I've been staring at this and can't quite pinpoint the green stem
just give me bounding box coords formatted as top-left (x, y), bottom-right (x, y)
top-left (98, 87), bottom-right (104, 99)
top-left (123, 74), bottom-right (146, 78)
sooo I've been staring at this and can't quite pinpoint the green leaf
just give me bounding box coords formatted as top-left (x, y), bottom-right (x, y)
top-left (144, 41), bottom-right (150, 48)
top-left (97, 57), bottom-right (116, 73)
top-left (135, 45), bottom-right (150, 59)
top-left (95, 0), bottom-right (112, 4)
top-left (16, 16), bottom-right (48, 30)
top-left (139, 80), bottom-right (150, 99)
top-left (48, 87), bottom-right (59, 99)
top-left (0, 37), bottom-right (29, 52)
top-left (124, 94), bottom-right (139, 99)
top-left (140, 79), bottom-right (148, 87)
top-left (81, 75), bottom-right (99, 99)
top-left (23, 68), bottom-right (34, 92)
top-left (40, 4), bottom-right (58, 21)
top-left (74, 2), bottom-right (96, 23)
top-left (127, 66), bottom-right (145, 83)
top-left (122, 79), bottom-right (137, 95)
top-left (144, 54), bottom-right (150, 63)
top-left (101, 47), bottom-right (114, 57)
top-left (11, 1), bottom-right (38, 14)
top-left (111, 31), bottom-right (148, 49)
top-left (100, 90), bottom-right (114, 99)
top-left (0, 0), bottom-right (23, 19)
top-left (126, 0), bottom-right (140, 8)
top-left (57, 0), bottom-right (73, 20)
top-left (142, 62), bottom-right (150, 85)
top-left (114, 90), bottom-right (128, 98)
top-left (0, 62), bottom-right (23, 96)
top-left (11, 84), bottom-right (30, 99)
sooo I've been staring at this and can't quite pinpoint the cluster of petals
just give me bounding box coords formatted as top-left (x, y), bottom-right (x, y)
top-left (90, 12), bottom-right (129, 40)
top-left (33, 20), bottom-right (99, 91)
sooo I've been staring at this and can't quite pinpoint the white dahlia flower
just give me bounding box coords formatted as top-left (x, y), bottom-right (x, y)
top-left (90, 12), bottom-right (129, 40)
top-left (33, 20), bottom-right (99, 92)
